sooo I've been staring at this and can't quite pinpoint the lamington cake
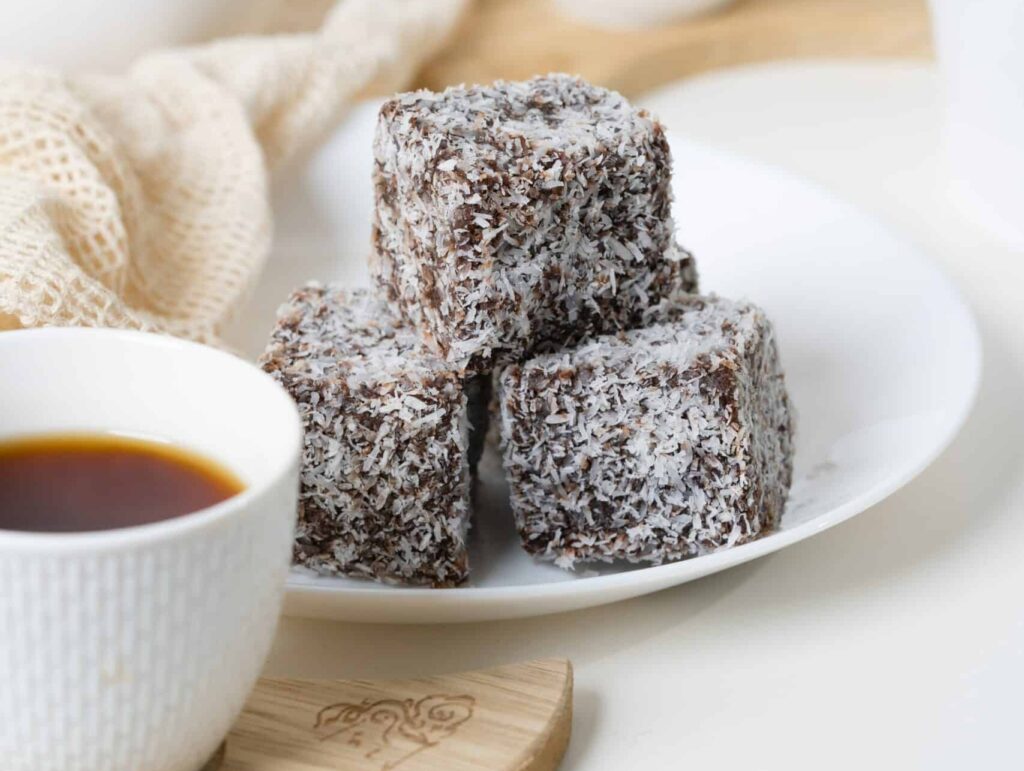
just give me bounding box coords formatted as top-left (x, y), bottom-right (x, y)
top-left (259, 285), bottom-right (471, 587)
top-left (372, 73), bottom-right (698, 373)
top-left (498, 295), bottom-right (794, 568)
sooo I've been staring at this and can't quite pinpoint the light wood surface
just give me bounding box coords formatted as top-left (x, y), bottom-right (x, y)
top-left (416, 0), bottom-right (932, 97)
top-left (211, 659), bottom-right (572, 771)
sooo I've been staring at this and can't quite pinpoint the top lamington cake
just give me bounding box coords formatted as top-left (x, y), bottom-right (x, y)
top-left (372, 74), bottom-right (697, 373)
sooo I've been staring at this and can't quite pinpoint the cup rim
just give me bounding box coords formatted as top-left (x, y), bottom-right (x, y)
top-left (0, 327), bottom-right (302, 551)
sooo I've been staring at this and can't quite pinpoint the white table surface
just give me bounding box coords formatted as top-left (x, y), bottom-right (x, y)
top-left (265, 61), bottom-right (1024, 770)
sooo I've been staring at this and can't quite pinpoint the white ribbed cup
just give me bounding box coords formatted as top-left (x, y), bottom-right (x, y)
top-left (0, 329), bottom-right (302, 771)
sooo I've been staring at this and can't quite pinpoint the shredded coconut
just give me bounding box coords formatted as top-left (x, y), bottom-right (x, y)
top-left (371, 73), bottom-right (698, 373)
top-left (498, 295), bottom-right (795, 568)
top-left (259, 285), bottom-right (472, 587)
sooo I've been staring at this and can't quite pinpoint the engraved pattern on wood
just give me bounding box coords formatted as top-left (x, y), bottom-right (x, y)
top-left (313, 694), bottom-right (476, 769)
top-left (214, 658), bottom-right (572, 771)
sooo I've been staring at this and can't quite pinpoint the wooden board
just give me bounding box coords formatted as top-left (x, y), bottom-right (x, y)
top-left (208, 659), bottom-right (573, 771)
top-left (415, 0), bottom-right (932, 98)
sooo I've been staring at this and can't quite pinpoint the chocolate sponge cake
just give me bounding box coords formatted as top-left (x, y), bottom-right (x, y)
top-left (260, 285), bottom-right (471, 587)
top-left (498, 295), bottom-right (794, 568)
top-left (372, 74), bottom-right (698, 373)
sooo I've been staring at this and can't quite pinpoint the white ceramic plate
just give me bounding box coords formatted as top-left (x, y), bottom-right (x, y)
top-left (229, 101), bottom-right (981, 624)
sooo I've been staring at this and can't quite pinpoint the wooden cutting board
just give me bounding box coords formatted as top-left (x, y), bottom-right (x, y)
top-left (204, 658), bottom-right (573, 771)
top-left (416, 0), bottom-right (932, 98)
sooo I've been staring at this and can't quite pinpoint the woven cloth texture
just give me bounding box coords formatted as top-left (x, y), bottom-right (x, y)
top-left (0, 0), bottom-right (467, 344)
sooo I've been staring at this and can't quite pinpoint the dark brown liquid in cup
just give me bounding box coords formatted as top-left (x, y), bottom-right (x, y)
top-left (0, 434), bottom-right (244, 532)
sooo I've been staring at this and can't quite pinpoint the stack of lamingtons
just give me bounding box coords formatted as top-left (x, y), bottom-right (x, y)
top-left (260, 75), bottom-right (795, 587)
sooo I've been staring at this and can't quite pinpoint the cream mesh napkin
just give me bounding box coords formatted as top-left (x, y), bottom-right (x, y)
top-left (0, 0), bottom-right (468, 344)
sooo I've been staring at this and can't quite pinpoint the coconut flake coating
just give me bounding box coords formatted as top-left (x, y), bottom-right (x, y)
top-left (259, 285), bottom-right (471, 587)
top-left (372, 73), bottom-right (698, 373)
top-left (498, 295), bottom-right (794, 568)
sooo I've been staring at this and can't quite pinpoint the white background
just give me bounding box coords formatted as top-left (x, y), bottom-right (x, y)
top-left (267, 62), bottom-right (1024, 769)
